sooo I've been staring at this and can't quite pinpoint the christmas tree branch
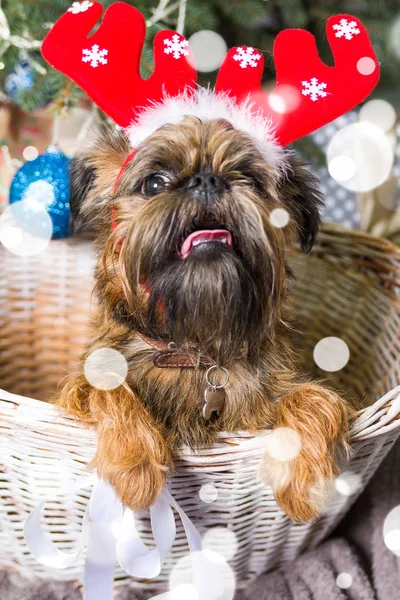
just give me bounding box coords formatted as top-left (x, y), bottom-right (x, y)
top-left (176, 0), bottom-right (188, 34)
top-left (299, 0), bottom-right (318, 37)
top-left (17, 0), bottom-right (65, 13)
top-left (271, 0), bottom-right (287, 31)
top-left (147, 0), bottom-right (181, 28)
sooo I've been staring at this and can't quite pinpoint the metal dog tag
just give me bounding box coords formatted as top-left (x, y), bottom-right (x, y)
top-left (203, 388), bottom-right (226, 420)
top-left (202, 366), bottom-right (229, 420)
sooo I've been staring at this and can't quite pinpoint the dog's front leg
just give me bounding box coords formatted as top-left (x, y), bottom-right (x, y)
top-left (259, 383), bottom-right (356, 522)
top-left (89, 383), bottom-right (172, 511)
top-left (57, 376), bottom-right (171, 511)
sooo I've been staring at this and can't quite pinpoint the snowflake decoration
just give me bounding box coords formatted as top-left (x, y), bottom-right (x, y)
top-left (163, 35), bottom-right (189, 60)
top-left (233, 47), bottom-right (262, 69)
top-left (301, 78), bottom-right (328, 102)
top-left (68, 1), bottom-right (93, 13)
top-left (82, 44), bottom-right (108, 68)
top-left (332, 19), bottom-right (360, 40)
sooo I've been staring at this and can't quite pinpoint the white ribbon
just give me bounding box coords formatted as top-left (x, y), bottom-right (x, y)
top-left (24, 472), bottom-right (222, 600)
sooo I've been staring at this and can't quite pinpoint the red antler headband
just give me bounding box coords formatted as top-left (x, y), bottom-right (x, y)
top-left (216, 17), bottom-right (379, 146)
top-left (42, 1), bottom-right (197, 128)
top-left (42, 2), bottom-right (379, 170)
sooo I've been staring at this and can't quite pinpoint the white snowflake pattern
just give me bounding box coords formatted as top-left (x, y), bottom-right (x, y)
top-left (68, 1), bottom-right (93, 14)
top-left (232, 47), bottom-right (262, 69)
top-left (163, 35), bottom-right (189, 60)
top-left (301, 78), bottom-right (328, 101)
top-left (332, 18), bottom-right (360, 40)
top-left (82, 44), bottom-right (108, 68)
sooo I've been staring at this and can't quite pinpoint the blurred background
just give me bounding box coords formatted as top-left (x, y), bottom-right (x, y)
top-left (1, 0), bottom-right (400, 244)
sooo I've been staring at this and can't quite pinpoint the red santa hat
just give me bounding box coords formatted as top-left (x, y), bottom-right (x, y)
top-left (42, 1), bottom-right (380, 171)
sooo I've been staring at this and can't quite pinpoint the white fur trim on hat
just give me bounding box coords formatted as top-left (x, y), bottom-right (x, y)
top-left (125, 88), bottom-right (286, 170)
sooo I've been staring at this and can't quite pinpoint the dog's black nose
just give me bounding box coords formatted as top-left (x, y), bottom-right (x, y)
top-left (187, 173), bottom-right (225, 199)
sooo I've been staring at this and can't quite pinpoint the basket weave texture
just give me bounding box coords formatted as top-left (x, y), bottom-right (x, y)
top-left (0, 223), bottom-right (400, 595)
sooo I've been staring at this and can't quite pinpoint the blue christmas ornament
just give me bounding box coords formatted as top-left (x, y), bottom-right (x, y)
top-left (5, 61), bottom-right (35, 107)
top-left (9, 146), bottom-right (71, 239)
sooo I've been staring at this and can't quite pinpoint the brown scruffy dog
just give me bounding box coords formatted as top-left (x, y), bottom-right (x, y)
top-left (58, 116), bottom-right (355, 523)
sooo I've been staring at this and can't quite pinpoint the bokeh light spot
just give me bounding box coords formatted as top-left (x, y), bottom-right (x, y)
top-left (264, 427), bottom-right (302, 462)
top-left (0, 226), bottom-right (23, 249)
top-left (203, 528), bottom-right (238, 560)
top-left (169, 550), bottom-right (236, 600)
top-left (328, 156), bottom-right (357, 182)
top-left (171, 584), bottom-right (199, 600)
top-left (188, 30), bottom-right (227, 72)
top-left (336, 572), bottom-right (353, 589)
top-left (335, 471), bottom-right (362, 496)
top-left (327, 122), bottom-right (393, 192)
top-left (199, 483), bottom-right (218, 504)
top-left (270, 208), bottom-right (290, 228)
top-left (268, 93), bottom-right (286, 114)
top-left (384, 529), bottom-right (400, 554)
top-left (359, 99), bottom-right (397, 133)
top-left (268, 84), bottom-right (301, 114)
top-left (313, 337), bottom-right (350, 372)
top-left (0, 201), bottom-right (52, 256)
top-left (356, 57), bottom-right (376, 76)
top-left (383, 505), bottom-right (400, 556)
top-left (84, 348), bottom-right (128, 390)
top-left (23, 145), bottom-right (39, 161)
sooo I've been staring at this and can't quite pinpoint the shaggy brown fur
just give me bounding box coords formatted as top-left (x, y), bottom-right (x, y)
top-left (57, 117), bottom-right (356, 521)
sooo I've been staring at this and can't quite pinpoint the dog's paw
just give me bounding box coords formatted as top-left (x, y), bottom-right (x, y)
top-left (88, 384), bottom-right (173, 512)
top-left (258, 383), bottom-right (354, 522)
top-left (258, 448), bottom-right (293, 491)
top-left (106, 459), bottom-right (170, 512)
top-left (275, 470), bottom-right (335, 522)
top-left (258, 447), bottom-right (335, 522)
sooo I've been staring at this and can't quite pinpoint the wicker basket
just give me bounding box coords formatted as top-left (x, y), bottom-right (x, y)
top-left (1, 223), bottom-right (400, 597)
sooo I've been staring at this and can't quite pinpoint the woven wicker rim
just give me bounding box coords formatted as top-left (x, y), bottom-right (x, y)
top-left (1, 383), bottom-right (399, 453)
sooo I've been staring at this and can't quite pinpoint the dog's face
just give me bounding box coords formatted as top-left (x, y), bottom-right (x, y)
top-left (71, 117), bottom-right (322, 365)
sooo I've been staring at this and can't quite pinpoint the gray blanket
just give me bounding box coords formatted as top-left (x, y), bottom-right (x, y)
top-left (1, 442), bottom-right (399, 600)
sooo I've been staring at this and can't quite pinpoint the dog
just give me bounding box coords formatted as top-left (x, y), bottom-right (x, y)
top-left (57, 109), bottom-right (355, 523)
top-left (41, 4), bottom-right (378, 523)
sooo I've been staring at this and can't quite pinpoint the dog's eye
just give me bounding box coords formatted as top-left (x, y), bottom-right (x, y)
top-left (244, 173), bottom-right (264, 192)
top-left (142, 173), bottom-right (170, 197)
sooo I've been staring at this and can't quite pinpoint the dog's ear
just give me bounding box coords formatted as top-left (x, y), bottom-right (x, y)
top-left (69, 124), bottom-right (131, 234)
top-left (279, 155), bottom-right (323, 252)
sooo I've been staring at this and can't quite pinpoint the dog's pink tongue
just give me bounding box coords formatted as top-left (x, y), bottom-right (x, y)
top-left (181, 229), bottom-right (232, 259)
